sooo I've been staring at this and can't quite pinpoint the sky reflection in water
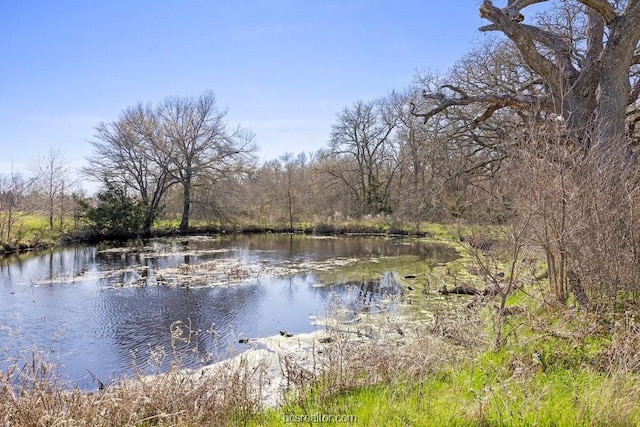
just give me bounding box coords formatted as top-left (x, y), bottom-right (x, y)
top-left (0, 234), bottom-right (457, 388)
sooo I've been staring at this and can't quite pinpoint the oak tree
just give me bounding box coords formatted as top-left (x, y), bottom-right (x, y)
top-left (417, 0), bottom-right (640, 149)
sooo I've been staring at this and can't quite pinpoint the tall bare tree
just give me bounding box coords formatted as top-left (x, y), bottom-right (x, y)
top-left (30, 147), bottom-right (69, 230)
top-left (252, 153), bottom-right (310, 230)
top-left (322, 95), bottom-right (402, 216)
top-left (281, 152), bottom-right (308, 231)
top-left (159, 92), bottom-right (257, 232)
top-left (392, 90), bottom-right (450, 226)
top-left (407, 55), bottom-right (515, 222)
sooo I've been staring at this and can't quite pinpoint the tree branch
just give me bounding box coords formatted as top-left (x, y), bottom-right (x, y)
top-left (440, 84), bottom-right (469, 97)
top-left (480, 1), bottom-right (571, 89)
top-left (503, 0), bottom-right (550, 22)
top-left (463, 155), bottom-right (508, 176)
top-left (575, 0), bottom-right (617, 25)
top-left (572, 7), bottom-right (604, 107)
top-left (518, 77), bottom-right (545, 93)
top-left (507, 0), bottom-right (548, 12)
top-left (479, 23), bottom-right (500, 32)
top-left (415, 92), bottom-right (553, 123)
top-left (483, 2), bottom-right (578, 78)
top-left (470, 105), bottom-right (503, 129)
top-left (585, 8), bottom-right (605, 63)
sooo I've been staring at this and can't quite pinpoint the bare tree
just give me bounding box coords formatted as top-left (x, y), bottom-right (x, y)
top-left (86, 92), bottom-right (256, 233)
top-left (159, 92), bottom-right (257, 232)
top-left (282, 153), bottom-right (308, 231)
top-left (87, 105), bottom-right (176, 232)
top-left (405, 1), bottom-right (640, 308)
top-left (391, 90), bottom-right (449, 226)
top-left (0, 168), bottom-right (30, 241)
top-left (231, 153), bottom-right (307, 229)
top-left (242, 161), bottom-right (279, 227)
top-left (264, 153), bottom-right (309, 230)
top-left (416, 0), bottom-right (640, 148)
top-left (30, 147), bottom-right (69, 230)
top-left (406, 58), bottom-right (515, 222)
top-left (322, 95), bottom-right (403, 216)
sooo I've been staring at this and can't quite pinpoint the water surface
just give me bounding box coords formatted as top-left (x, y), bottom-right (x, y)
top-left (0, 234), bottom-right (457, 388)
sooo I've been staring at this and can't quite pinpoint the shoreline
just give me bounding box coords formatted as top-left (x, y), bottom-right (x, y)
top-left (167, 302), bottom-right (429, 409)
top-left (0, 222), bottom-right (440, 258)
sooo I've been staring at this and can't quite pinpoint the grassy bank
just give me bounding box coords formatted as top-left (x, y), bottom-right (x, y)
top-left (0, 214), bottom-right (75, 254)
top-left (252, 305), bottom-right (640, 426)
top-left (3, 224), bottom-right (640, 426)
top-left (254, 221), bottom-right (640, 426)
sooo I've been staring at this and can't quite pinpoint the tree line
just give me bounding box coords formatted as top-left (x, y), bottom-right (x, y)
top-left (2, 0), bottom-right (640, 312)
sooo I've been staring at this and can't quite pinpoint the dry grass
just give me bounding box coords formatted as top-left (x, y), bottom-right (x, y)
top-left (0, 321), bottom-right (270, 427)
top-left (0, 353), bottom-right (269, 427)
top-left (606, 311), bottom-right (640, 374)
top-left (277, 296), bottom-right (486, 410)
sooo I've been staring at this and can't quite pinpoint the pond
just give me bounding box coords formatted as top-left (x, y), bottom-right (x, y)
top-left (0, 233), bottom-right (458, 388)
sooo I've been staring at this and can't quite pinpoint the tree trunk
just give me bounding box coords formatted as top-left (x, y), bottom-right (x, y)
top-left (140, 189), bottom-right (153, 234)
top-left (6, 201), bottom-right (13, 241)
top-left (287, 189), bottom-right (293, 232)
top-left (143, 214), bottom-right (154, 234)
top-left (180, 179), bottom-right (191, 233)
top-left (594, 23), bottom-right (638, 147)
top-left (49, 181), bottom-right (54, 230)
top-left (59, 181), bottom-right (65, 230)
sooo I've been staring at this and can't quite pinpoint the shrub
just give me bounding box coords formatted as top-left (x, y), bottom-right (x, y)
top-left (82, 182), bottom-right (148, 236)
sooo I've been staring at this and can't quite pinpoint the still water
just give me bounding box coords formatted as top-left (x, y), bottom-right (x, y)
top-left (0, 234), bottom-right (457, 388)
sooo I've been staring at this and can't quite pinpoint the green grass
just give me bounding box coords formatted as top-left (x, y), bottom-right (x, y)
top-left (251, 349), bottom-right (640, 427)
top-left (254, 379), bottom-right (476, 426)
top-left (246, 290), bottom-right (640, 427)
top-left (18, 214), bottom-right (50, 230)
top-left (0, 213), bottom-right (79, 252)
top-left (419, 222), bottom-right (459, 240)
top-left (153, 218), bottom-right (182, 229)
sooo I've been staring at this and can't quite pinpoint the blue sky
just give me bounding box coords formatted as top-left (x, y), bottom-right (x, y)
top-left (1, 0), bottom-right (490, 179)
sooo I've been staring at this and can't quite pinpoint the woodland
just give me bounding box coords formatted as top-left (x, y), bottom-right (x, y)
top-left (2, 0), bottom-right (637, 311)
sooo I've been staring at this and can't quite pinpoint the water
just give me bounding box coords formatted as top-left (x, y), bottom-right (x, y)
top-left (0, 234), bottom-right (457, 388)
